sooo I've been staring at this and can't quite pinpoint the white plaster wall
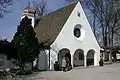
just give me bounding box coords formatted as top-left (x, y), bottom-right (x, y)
top-left (45, 50), bottom-right (50, 70)
top-left (49, 49), bottom-right (58, 70)
top-left (38, 49), bottom-right (58, 70)
top-left (50, 2), bottom-right (100, 69)
top-left (38, 50), bottom-right (57, 71)
top-left (38, 51), bottom-right (48, 70)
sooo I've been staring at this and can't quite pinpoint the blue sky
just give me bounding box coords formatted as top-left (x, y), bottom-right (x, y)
top-left (0, 0), bottom-right (68, 41)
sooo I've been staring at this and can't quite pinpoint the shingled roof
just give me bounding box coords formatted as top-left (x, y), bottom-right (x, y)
top-left (34, 2), bottom-right (78, 46)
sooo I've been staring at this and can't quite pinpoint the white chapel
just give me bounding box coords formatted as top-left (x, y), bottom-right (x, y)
top-left (21, 1), bottom-right (101, 70)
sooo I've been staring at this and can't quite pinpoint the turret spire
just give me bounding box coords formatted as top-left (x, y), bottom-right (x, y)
top-left (25, 1), bottom-right (31, 9)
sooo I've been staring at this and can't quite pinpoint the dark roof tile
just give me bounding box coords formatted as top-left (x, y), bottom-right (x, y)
top-left (34, 2), bottom-right (78, 46)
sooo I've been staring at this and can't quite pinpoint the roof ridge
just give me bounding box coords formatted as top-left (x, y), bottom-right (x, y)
top-left (34, 1), bottom-right (78, 45)
top-left (40, 1), bottom-right (78, 18)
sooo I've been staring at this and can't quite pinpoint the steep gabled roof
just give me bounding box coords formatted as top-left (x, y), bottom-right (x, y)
top-left (34, 2), bottom-right (78, 46)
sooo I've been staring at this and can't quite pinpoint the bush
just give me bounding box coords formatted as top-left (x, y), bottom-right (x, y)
top-left (54, 61), bottom-right (61, 71)
top-left (99, 59), bottom-right (103, 66)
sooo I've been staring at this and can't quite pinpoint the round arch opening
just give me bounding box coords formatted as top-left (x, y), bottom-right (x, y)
top-left (73, 49), bottom-right (84, 67)
top-left (87, 49), bottom-right (95, 66)
top-left (58, 48), bottom-right (71, 67)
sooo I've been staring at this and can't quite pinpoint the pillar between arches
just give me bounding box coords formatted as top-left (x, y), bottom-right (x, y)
top-left (84, 55), bottom-right (87, 67)
top-left (71, 55), bottom-right (73, 68)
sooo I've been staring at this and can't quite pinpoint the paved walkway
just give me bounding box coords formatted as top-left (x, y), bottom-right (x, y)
top-left (23, 63), bottom-right (120, 80)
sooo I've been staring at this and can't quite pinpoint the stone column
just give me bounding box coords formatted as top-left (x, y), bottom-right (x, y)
top-left (84, 55), bottom-right (87, 67)
top-left (109, 52), bottom-right (112, 61)
top-left (71, 54), bottom-right (73, 68)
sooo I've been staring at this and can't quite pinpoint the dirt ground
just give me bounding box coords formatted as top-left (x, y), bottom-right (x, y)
top-left (22, 63), bottom-right (120, 80)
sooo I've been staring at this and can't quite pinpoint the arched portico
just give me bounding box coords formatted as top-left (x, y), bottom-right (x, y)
top-left (86, 49), bottom-right (95, 66)
top-left (58, 48), bottom-right (71, 67)
top-left (73, 49), bottom-right (84, 67)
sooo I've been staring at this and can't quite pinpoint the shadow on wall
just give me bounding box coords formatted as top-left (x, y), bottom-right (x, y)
top-left (87, 49), bottom-right (95, 66)
top-left (73, 49), bottom-right (84, 67)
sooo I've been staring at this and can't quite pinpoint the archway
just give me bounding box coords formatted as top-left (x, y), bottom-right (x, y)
top-left (73, 49), bottom-right (84, 67)
top-left (87, 49), bottom-right (95, 66)
top-left (58, 48), bottom-right (71, 67)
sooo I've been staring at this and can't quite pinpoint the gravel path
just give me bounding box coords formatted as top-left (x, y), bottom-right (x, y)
top-left (23, 63), bottom-right (120, 80)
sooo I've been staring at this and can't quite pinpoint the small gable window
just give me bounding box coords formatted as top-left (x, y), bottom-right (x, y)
top-left (74, 28), bottom-right (81, 38)
top-left (77, 12), bottom-right (80, 17)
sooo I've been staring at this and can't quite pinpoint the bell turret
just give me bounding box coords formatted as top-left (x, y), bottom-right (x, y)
top-left (21, 3), bottom-right (35, 28)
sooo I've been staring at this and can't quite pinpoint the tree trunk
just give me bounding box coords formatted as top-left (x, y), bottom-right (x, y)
top-left (93, 14), bottom-right (96, 38)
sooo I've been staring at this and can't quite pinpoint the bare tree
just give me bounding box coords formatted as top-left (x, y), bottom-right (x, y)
top-left (32, 0), bottom-right (47, 18)
top-left (0, 0), bottom-right (12, 18)
top-left (66, 0), bottom-right (120, 46)
top-left (65, 0), bottom-right (120, 60)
